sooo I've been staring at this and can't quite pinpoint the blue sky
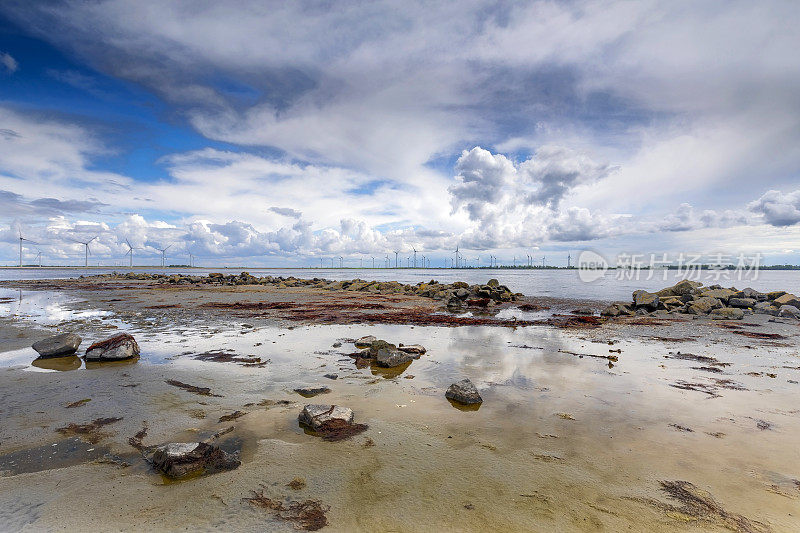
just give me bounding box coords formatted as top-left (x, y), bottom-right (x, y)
top-left (1, 1), bottom-right (799, 267)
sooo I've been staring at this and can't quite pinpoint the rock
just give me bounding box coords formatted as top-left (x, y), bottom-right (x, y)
top-left (774, 293), bottom-right (800, 308)
top-left (323, 373), bottom-right (338, 380)
top-left (601, 302), bottom-right (634, 317)
top-left (571, 307), bottom-right (595, 316)
top-left (32, 333), bottom-right (82, 358)
top-left (298, 404), bottom-right (354, 431)
top-left (753, 301), bottom-right (779, 315)
top-left (84, 333), bottom-right (140, 361)
top-left (699, 288), bottom-right (736, 304)
top-left (656, 279), bottom-right (703, 297)
top-left (767, 290), bottom-right (786, 301)
top-left (397, 344), bottom-right (426, 355)
top-left (778, 305), bottom-right (800, 319)
top-left (147, 442), bottom-right (240, 479)
top-left (374, 348), bottom-right (414, 368)
top-left (632, 290), bottom-right (659, 311)
top-left (728, 297), bottom-right (756, 308)
top-left (687, 297), bottom-right (723, 315)
top-left (486, 279), bottom-right (500, 288)
top-left (294, 386), bottom-right (331, 397)
top-left (445, 379), bottom-right (483, 405)
top-left (332, 342), bottom-right (342, 348)
top-left (354, 335), bottom-right (377, 348)
top-left (736, 287), bottom-right (766, 301)
top-left (710, 307), bottom-right (744, 320)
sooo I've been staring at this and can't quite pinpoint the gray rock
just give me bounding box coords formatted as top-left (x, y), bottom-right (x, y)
top-left (700, 288), bottom-right (737, 304)
top-left (710, 307), bottom-right (744, 320)
top-left (445, 378), bottom-right (483, 405)
top-left (487, 279), bottom-right (500, 288)
top-left (294, 386), bottom-right (331, 397)
top-left (32, 333), bottom-right (82, 358)
top-left (323, 373), bottom-right (338, 380)
top-left (375, 348), bottom-right (414, 367)
top-left (774, 293), bottom-right (800, 308)
top-left (84, 333), bottom-right (140, 361)
top-left (147, 442), bottom-right (240, 479)
top-left (298, 404), bottom-right (354, 430)
top-left (728, 297), bottom-right (756, 308)
top-left (632, 290), bottom-right (659, 310)
top-left (753, 301), bottom-right (779, 315)
top-left (736, 287), bottom-right (765, 301)
top-left (687, 296), bottom-right (723, 314)
top-left (397, 344), bottom-right (426, 355)
top-left (354, 335), bottom-right (377, 348)
top-left (778, 305), bottom-right (800, 319)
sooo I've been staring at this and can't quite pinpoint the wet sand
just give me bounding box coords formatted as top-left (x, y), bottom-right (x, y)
top-left (0, 278), bottom-right (799, 532)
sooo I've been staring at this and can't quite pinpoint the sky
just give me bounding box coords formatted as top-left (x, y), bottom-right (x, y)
top-left (1, 0), bottom-right (799, 267)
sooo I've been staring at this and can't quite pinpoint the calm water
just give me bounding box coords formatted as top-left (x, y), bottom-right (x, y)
top-left (0, 267), bottom-right (797, 302)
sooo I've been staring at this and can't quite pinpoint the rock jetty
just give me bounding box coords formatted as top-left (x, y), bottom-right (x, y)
top-left (602, 280), bottom-right (800, 320)
top-left (100, 271), bottom-right (523, 304)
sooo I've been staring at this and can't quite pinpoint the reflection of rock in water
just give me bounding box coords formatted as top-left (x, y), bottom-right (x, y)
top-left (0, 437), bottom-right (110, 475)
top-left (31, 355), bottom-right (82, 371)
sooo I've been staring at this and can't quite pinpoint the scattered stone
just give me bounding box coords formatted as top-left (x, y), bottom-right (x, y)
top-left (710, 307), bottom-right (744, 320)
top-left (147, 442), bottom-right (240, 479)
top-left (445, 379), bottom-right (483, 405)
top-left (354, 335), bottom-right (377, 348)
top-left (293, 386), bottom-right (331, 398)
top-left (778, 305), bottom-right (800, 319)
top-left (85, 333), bottom-right (140, 361)
top-left (397, 344), bottom-right (426, 354)
top-left (32, 333), bottom-right (82, 358)
top-left (323, 373), bottom-right (338, 380)
top-left (728, 297), bottom-right (756, 308)
top-left (298, 404), bottom-right (368, 441)
top-left (374, 348), bottom-right (415, 368)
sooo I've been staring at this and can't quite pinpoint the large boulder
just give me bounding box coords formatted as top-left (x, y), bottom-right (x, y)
top-left (766, 291), bottom-right (786, 301)
top-left (710, 307), bottom-right (744, 320)
top-left (147, 442), bottom-right (240, 479)
top-left (656, 279), bottom-right (703, 297)
top-left (398, 344), bottom-right (426, 355)
top-left (778, 305), bottom-right (800, 319)
top-left (85, 333), bottom-right (140, 361)
top-left (753, 301), bottom-right (779, 315)
top-left (687, 297), bottom-right (723, 315)
top-left (354, 335), bottom-right (377, 348)
top-left (699, 289), bottom-right (736, 304)
top-left (486, 279), bottom-right (500, 288)
top-left (632, 290), bottom-right (659, 311)
top-left (728, 297), bottom-right (756, 308)
top-left (298, 404), bottom-right (354, 430)
top-left (736, 288), bottom-right (766, 301)
top-left (601, 302), bottom-right (634, 317)
top-left (375, 348), bottom-right (415, 368)
top-left (445, 378), bottom-right (483, 405)
top-left (774, 293), bottom-right (800, 308)
top-left (32, 333), bottom-right (82, 358)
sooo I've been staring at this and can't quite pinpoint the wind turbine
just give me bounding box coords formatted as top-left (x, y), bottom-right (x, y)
top-left (567, 252), bottom-right (571, 268)
top-left (394, 251), bottom-right (399, 268)
top-left (158, 244), bottom-right (172, 268)
top-left (412, 247), bottom-right (417, 268)
top-left (18, 232), bottom-right (38, 267)
top-left (339, 256), bottom-right (343, 268)
top-left (453, 245), bottom-right (460, 269)
top-left (385, 254), bottom-right (390, 268)
top-left (35, 250), bottom-right (42, 267)
top-left (72, 236), bottom-right (97, 268)
top-left (372, 257), bottom-right (375, 268)
top-left (124, 239), bottom-right (137, 268)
